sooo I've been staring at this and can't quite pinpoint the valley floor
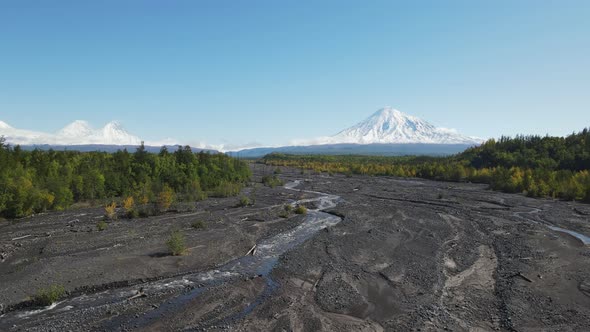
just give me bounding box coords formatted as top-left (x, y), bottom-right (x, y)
top-left (1, 165), bottom-right (590, 331)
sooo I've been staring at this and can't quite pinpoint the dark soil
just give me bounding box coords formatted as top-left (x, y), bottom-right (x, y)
top-left (1, 164), bottom-right (589, 331)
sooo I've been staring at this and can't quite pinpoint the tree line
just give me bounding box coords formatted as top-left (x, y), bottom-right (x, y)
top-left (262, 128), bottom-right (590, 203)
top-left (0, 139), bottom-right (251, 218)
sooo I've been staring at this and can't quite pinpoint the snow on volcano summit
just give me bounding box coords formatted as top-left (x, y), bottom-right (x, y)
top-left (0, 120), bottom-right (143, 145)
top-left (329, 107), bottom-right (481, 145)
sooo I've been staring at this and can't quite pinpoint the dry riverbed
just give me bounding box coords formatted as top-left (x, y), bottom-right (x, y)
top-left (1, 165), bottom-right (590, 331)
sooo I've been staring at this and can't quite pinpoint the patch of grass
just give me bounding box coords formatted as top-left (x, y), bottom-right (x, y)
top-left (294, 205), bottom-right (307, 215)
top-left (166, 230), bottom-right (186, 256)
top-left (191, 220), bottom-right (206, 229)
top-left (97, 220), bottom-right (108, 231)
top-left (34, 284), bottom-right (65, 306)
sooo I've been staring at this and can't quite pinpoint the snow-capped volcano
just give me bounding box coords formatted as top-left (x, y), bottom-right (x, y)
top-left (0, 120), bottom-right (143, 146)
top-left (328, 107), bottom-right (481, 145)
top-left (100, 121), bottom-right (142, 145)
top-left (0, 121), bottom-right (13, 130)
top-left (58, 120), bottom-right (94, 138)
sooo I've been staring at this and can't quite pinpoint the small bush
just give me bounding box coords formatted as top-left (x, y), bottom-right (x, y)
top-left (139, 194), bottom-right (150, 206)
top-left (126, 209), bottom-right (139, 219)
top-left (191, 220), bottom-right (206, 229)
top-left (104, 202), bottom-right (117, 220)
top-left (123, 196), bottom-right (136, 218)
top-left (211, 181), bottom-right (242, 198)
top-left (97, 220), bottom-right (108, 231)
top-left (34, 284), bottom-right (65, 306)
top-left (279, 210), bottom-right (289, 218)
top-left (262, 175), bottom-right (284, 188)
top-left (123, 196), bottom-right (134, 211)
top-left (166, 230), bottom-right (186, 256)
top-left (284, 204), bottom-right (293, 213)
top-left (274, 168), bottom-right (282, 174)
top-left (295, 205), bottom-right (307, 215)
top-left (157, 185), bottom-right (174, 213)
top-left (238, 196), bottom-right (250, 207)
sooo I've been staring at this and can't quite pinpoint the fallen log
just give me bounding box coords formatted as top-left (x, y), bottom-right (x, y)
top-left (11, 234), bottom-right (32, 241)
top-left (245, 244), bottom-right (257, 256)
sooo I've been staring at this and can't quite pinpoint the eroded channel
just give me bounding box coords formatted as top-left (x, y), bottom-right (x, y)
top-left (0, 180), bottom-right (343, 330)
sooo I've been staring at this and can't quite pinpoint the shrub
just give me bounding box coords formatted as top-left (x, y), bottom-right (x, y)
top-left (191, 220), bottom-right (206, 229)
top-left (211, 181), bottom-right (242, 198)
top-left (249, 186), bottom-right (257, 205)
top-left (166, 230), bottom-right (186, 256)
top-left (126, 209), bottom-right (139, 219)
top-left (123, 196), bottom-right (135, 218)
top-left (279, 210), bottom-right (290, 218)
top-left (104, 201), bottom-right (117, 220)
top-left (238, 196), bottom-right (250, 207)
top-left (274, 168), bottom-right (282, 174)
top-left (157, 185), bottom-right (174, 213)
top-left (295, 205), bottom-right (307, 215)
top-left (34, 284), bottom-right (65, 306)
top-left (139, 194), bottom-right (150, 206)
top-left (284, 204), bottom-right (293, 213)
top-left (262, 175), bottom-right (284, 188)
top-left (97, 220), bottom-right (108, 231)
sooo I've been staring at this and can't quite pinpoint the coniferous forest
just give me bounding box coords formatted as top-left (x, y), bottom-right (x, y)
top-left (0, 139), bottom-right (251, 218)
top-left (263, 129), bottom-right (590, 203)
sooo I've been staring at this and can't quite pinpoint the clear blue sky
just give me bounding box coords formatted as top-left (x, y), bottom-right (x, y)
top-left (1, 0), bottom-right (589, 147)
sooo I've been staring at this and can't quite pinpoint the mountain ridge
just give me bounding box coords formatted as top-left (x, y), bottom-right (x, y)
top-left (0, 120), bottom-right (143, 146)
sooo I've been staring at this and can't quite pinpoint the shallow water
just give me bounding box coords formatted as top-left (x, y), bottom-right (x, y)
top-left (513, 207), bottom-right (590, 245)
top-left (1, 180), bottom-right (343, 330)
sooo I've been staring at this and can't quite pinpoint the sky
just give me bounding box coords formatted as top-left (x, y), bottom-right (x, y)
top-left (1, 0), bottom-right (589, 148)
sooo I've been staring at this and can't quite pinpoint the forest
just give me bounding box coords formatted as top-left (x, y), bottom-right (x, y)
top-left (0, 139), bottom-right (251, 219)
top-left (263, 129), bottom-right (590, 203)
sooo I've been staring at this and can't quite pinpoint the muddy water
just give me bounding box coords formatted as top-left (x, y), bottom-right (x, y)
top-left (0, 180), bottom-right (343, 330)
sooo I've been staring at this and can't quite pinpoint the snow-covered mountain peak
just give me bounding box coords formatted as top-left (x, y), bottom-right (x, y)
top-left (58, 120), bottom-right (93, 137)
top-left (0, 121), bottom-right (13, 129)
top-left (103, 121), bottom-right (123, 130)
top-left (0, 120), bottom-right (144, 146)
top-left (329, 107), bottom-right (481, 145)
top-left (100, 121), bottom-right (141, 145)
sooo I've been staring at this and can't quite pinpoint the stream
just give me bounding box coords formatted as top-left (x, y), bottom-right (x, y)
top-left (0, 180), bottom-right (343, 330)
top-left (513, 208), bottom-right (590, 245)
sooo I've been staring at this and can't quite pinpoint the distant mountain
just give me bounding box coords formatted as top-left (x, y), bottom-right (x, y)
top-left (0, 120), bottom-right (143, 146)
top-left (327, 107), bottom-right (481, 145)
top-left (230, 143), bottom-right (475, 158)
top-left (230, 107), bottom-right (483, 157)
top-left (16, 144), bottom-right (216, 154)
